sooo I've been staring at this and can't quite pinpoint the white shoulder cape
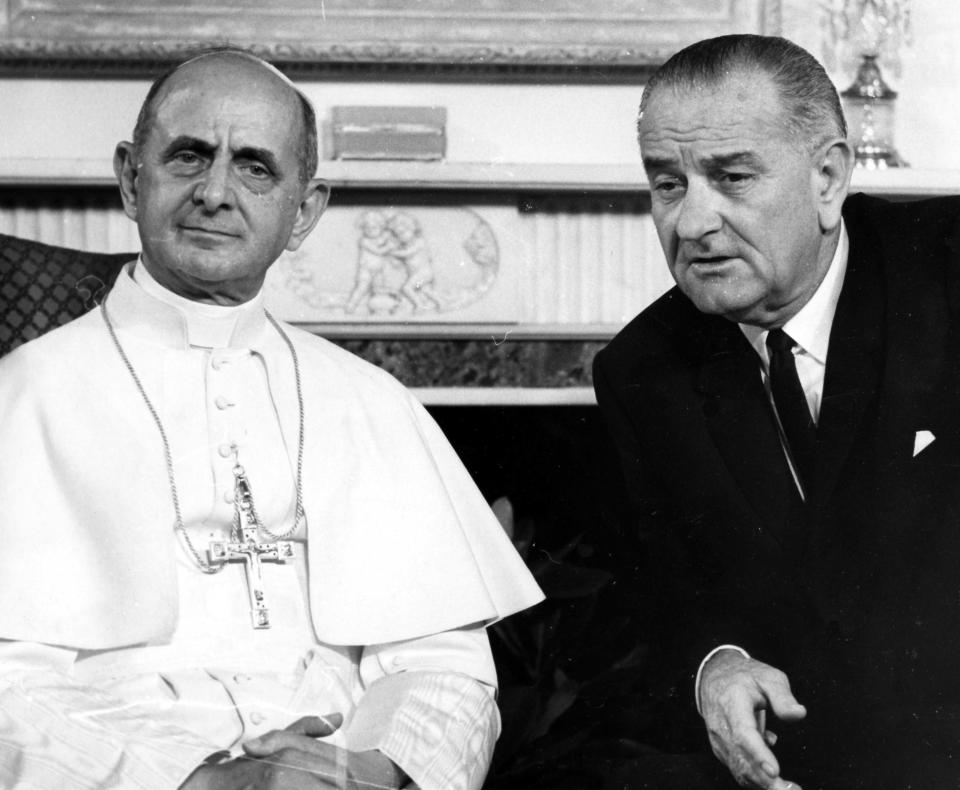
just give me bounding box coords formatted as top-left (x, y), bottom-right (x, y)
top-left (0, 269), bottom-right (543, 648)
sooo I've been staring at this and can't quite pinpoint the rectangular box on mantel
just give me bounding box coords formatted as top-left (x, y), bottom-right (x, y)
top-left (331, 106), bottom-right (447, 161)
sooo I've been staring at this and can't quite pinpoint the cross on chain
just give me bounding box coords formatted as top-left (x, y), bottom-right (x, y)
top-left (208, 468), bottom-right (294, 630)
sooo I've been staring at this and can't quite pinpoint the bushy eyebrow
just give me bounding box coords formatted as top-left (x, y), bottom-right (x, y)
top-left (642, 151), bottom-right (766, 175)
top-left (161, 136), bottom-right (282, 175)
top-left (701, 151), bottom-right (765, 172)
top-left (641, 155), bottom-right (677, 174)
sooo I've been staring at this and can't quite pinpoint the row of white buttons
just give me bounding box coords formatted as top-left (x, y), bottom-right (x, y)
top-left (211, 354), bottom-right (236, 415)
top-left (217, 442), bottom-right (236, 505)
top-left (210, 354), bottom-right (249, 510)
top-left (218, 444), bottom-right (237, 504)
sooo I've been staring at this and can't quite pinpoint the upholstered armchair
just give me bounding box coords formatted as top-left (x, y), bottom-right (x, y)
top-left (0, 233), bottom-right (133, 357)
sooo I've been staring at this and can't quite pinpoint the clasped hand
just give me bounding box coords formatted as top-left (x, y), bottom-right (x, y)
top-left (181, 713), bottom-right (406, 789)
top-left (699, 650), bottom-right (807, 790)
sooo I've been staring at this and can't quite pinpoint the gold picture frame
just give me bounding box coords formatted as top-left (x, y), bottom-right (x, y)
top-left (0, 0), bottom-right (782, 79)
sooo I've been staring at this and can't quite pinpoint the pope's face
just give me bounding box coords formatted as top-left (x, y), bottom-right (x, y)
top-left (639, 70), bottom-right (834, 327)
top-left (116, 56), bottom-right (323, 304)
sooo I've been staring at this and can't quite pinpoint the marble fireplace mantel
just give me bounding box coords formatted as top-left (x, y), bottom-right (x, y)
top-left (3, 159), bottom-right (959, 405)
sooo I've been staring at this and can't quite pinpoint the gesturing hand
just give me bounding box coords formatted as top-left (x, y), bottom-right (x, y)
top-left (181, 714), bottom-right (406, 789)
top-left (699, 650), bottom-right (807, 790)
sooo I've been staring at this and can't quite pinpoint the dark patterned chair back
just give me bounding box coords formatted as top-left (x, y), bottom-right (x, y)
top-left (0, 233), bottom-right (134, 357)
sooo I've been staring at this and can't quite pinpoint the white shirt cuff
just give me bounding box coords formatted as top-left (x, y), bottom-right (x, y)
top-left (348, 625), bottom-right (500, 790)
top-left (695, 644), bottom-right (750, 715)
top-left (344, 671), bottom-right (498, 790)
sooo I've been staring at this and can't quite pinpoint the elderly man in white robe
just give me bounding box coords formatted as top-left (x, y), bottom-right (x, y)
top-left (0, 50), bottom-right (543, 789)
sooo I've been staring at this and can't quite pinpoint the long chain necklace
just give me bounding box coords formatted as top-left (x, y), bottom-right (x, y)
top-left (100, 297), bottom-right (307, 584)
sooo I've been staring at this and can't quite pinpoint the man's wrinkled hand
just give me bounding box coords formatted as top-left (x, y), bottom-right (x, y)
top-left (699, 649), bottom-right (806, 790)
top-left (181, 713), bottom-right (406, 789)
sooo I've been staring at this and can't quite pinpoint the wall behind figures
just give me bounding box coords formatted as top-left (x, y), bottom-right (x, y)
top-left (0, 1), bottom-right (958, 172)
top-left (2, 0), bottom-right (959, 351)
top-left (0, 78), bottom-right (646, 167)
top-left (783, 0), bottom-right (960, 172)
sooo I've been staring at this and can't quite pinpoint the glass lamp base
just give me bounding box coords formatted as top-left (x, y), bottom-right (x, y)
top-left (852, 142), bottom-right (909, 169)
top-left (842, 55), bottom-right (909, 170)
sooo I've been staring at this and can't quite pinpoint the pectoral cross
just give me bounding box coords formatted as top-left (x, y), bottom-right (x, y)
top-left (208, 463), bottom-right (294, 629)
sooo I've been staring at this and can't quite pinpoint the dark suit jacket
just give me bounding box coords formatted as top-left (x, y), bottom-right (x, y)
top-left (594, 193), bottom-right (960, 788)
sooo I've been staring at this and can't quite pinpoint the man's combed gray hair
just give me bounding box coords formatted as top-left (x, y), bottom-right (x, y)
top-left (638, 34), bottom-right (847, 150)
top-left (131, 47), bottom-right (319, 184)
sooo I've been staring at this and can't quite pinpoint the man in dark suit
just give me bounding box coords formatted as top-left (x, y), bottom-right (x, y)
top-left (594, 34), bottom-right (960, 790)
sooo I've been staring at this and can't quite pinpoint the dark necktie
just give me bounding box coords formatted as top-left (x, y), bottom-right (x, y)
top-left (766, 328), bottom-right (817, 490)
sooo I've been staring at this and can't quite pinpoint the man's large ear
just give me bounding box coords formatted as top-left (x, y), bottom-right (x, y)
top-left (114, 141), bottom-right (140, 222)
top-left (815, 138), bottom-right (855, 233)
top-left (286, 179), bottom-right (331, 252)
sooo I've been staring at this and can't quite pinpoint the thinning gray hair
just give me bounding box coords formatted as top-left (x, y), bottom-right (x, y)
top-left (639, 34), bottom-right (847, 151)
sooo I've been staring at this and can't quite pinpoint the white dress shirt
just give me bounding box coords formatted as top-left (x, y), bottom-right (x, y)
top-left (738, 222), bottom-right (849, 498)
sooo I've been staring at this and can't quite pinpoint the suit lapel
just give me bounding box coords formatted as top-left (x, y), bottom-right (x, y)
top-left (694, 320), bottom-right (806, 547)
top-left (809, 222), bottom-right (884, 511)
top-left (812, 196), bottom-right (960, 510)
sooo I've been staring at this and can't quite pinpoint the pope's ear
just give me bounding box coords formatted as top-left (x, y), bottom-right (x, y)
top-left (114, 142), bottom-right (140, 222)
top-left (816, 138), bottom-right (854, 232)
top-left (286, 179), bottom-right (330, 253)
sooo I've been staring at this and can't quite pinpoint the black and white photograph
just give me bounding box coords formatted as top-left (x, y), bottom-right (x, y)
top-left (2, 2), bottom-right (959, 788)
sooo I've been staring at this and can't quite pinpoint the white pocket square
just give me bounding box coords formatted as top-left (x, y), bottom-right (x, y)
top-left (913, 430), bottom-right (935, 457)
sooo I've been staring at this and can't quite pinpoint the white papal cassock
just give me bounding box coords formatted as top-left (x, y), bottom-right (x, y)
top-left (0, 261), bottom-right (543, 789)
